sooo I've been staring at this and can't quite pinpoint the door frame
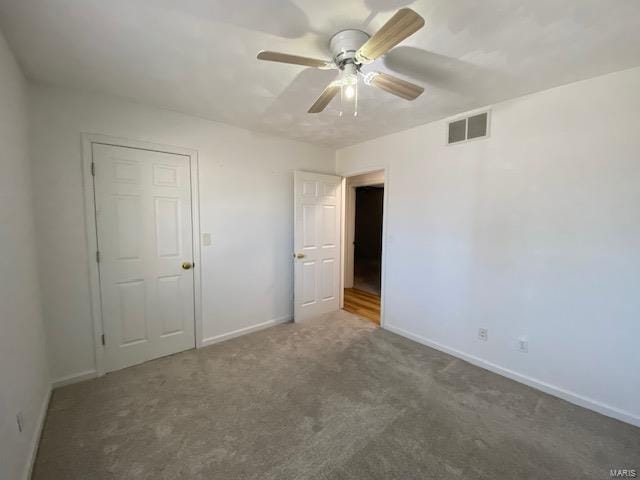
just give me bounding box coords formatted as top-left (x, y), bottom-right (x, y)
top-left (339, 166), bottom-right (389, 327)
top-left (81, 133), bottom-right (203, 377)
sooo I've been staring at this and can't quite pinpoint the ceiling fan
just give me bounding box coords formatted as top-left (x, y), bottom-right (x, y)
top-left (257, 8), bottom-right (425, 116)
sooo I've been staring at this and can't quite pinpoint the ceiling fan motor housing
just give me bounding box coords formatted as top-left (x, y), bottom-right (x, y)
top-left (329, 29), bottom-right (370, 68)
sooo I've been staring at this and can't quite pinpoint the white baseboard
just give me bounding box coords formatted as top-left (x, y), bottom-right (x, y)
top-left (23, 387), bottom-right (51, 480)
top-left (383, 323), bottom-right (640, 428)
top-left (200, 315), bottom-right (292, 348)
top-left (51, 369), bottom-right (98, 389)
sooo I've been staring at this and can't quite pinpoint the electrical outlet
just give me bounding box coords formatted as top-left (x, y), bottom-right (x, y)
top-left (517, 338), bottom-right (529, 353)
top-left (16, 412), bottom-right (24, 433)
top-left (478, 328), bottom-right (488, 341)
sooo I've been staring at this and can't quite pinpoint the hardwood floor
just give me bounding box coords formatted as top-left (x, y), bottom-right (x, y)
top-left (343, 288), bottom-right (380, 324)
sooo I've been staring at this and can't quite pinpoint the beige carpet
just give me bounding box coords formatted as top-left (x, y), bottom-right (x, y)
top-left (33, 311), bottom-right (640, 479)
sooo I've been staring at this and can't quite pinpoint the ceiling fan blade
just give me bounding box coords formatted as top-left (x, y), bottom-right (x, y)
top-left (257, 51), bottom-right (332, 69)
top-left (356, 8), bottom-right (425, 64)
top-left (308, 83), bottom-right (340, 113)
top-left (368, 72), bottom-right (424, 100)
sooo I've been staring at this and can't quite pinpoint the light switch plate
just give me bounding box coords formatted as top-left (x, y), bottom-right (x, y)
top-left (202, 233), bottom-right (212, 246)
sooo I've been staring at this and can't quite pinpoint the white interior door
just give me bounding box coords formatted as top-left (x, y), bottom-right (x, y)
top-left (93, 143), bottom-right (196, 372)
top-left (294, 171), bottom-right (342, 321)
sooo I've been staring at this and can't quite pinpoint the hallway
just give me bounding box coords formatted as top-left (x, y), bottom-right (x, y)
top-left (343, 288), bottom-right (380, 324)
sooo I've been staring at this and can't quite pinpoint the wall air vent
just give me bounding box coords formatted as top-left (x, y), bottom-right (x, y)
top-left (447, 111), bottom-right (490, 145)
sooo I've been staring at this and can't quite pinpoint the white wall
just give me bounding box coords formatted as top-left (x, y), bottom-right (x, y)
top-left (0, 32), bottom-right (50, 479)
top-left (337, 67), bottom-right (640, 426)
top-left (28, 84), bottom-right (335, 384)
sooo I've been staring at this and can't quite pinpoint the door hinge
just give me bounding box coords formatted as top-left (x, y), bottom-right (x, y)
top-left (96, 251), bottom-right (100, 263)
top-left (91, 162), bottom-right (96, 176)
top-left (101, 334), bottom-right (105, 346)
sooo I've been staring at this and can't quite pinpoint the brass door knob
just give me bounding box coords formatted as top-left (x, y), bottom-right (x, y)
top-left (295, 253), bottom-right (305, 259)
top-left (181, 262), bottom-right (193, 270)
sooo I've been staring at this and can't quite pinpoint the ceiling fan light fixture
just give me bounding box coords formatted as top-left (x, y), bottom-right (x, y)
top-left (339, 79), bottom-right (358, 117)
top-left (344, 84), bottom-right (356, 99)
top-left (338, 63), bottom-right (359, 116)
top-left (338, 63), bottom-right (358, 85)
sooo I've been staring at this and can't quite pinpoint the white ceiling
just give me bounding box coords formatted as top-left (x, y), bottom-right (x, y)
top-left (1, 0), bottom-right (639, 148)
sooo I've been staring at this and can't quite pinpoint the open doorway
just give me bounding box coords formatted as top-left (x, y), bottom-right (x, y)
top-left (342, 170), bottom-right (384, 324)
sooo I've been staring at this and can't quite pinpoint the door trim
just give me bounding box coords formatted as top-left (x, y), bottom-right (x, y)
top-left (339, 166), bottom-right (389, 327)
top-left (343, 170), bottom-right (385, 290)
top-left (81, 133), bottom-right (202, 377)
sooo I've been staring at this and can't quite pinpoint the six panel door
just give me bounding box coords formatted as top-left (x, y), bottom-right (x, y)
top-left (293, 171), bottom-right (342, 321)
top-left (93, 143), bottom-right (195, 372)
